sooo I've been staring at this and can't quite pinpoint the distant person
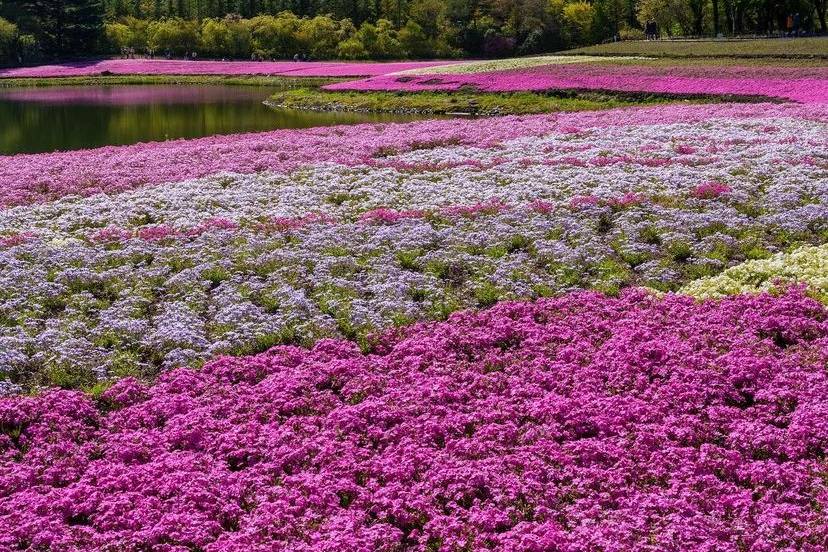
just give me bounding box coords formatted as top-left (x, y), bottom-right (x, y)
top-left (793, 13), bottom-right (800, 36)
top-left (786, 14), bottom-right (794, 36)
top-left (192, 51), bottom-right (198, 61)
top-left (646, 19), bottom-right (659, 40)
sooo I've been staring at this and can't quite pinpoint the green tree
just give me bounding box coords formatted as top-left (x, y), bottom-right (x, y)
top-left (0, 17), bottom-right (17, 63)
top-left (336, 35), bottom-right (368, 57)
top-left (249, 13), bottom-right (300, 57)
top-left (200, 15), bottom-right (251, 57)
top-left (368, 19), bottom-right (403, 59)
top-left (593, 0), bottom-right (628, 38)
top-left (104, 21), bottom-right (132, 50)
top-left (122, 15), bottom-right (149, 48)
top-left (380, 0), bottom-right (407, 25)
top-left (408, 0), bottom-right (444, 36)
top-left (296, 15), bottom-right (340, 57)
top-left (398, 18), bottom-right (429, 56)
top-left (562, 0), bottom-right (595, 44)
top-left (815, 0), bottom-right (827, 31)
top-left (17, 0), bottom-right (104, 55)
top-left (637, 0), bottom-right (692, 35)
top-left (147, 17), bottom-right (198, 54)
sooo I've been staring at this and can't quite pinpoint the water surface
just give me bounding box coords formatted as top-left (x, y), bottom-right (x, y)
top-left (0, 84), bottom-right (425, 155)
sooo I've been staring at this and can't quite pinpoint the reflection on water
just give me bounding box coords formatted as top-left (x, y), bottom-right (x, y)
top-left (0, 84), bottom-right (426, 155)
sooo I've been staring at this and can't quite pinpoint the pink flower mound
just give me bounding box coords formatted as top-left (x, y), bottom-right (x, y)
top-left (2, 289), bottom-right (828, 551)
top-left (0, 59), bottom-right (455, 79)
top-left (1, 102), bottom-right (825, 209)
top-left (692, 181), bottom-right (732, 199)
top-left (327, 64), bottom-right (828, 104)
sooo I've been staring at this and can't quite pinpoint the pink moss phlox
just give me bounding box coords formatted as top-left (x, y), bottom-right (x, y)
top-left (692, 181), bottom-right (733, 199)
top-left (1, 290), bottom-right (828, 549)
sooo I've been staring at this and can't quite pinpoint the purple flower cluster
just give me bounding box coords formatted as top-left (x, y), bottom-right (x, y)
top-left (1, 289), bottom-right (827, 551)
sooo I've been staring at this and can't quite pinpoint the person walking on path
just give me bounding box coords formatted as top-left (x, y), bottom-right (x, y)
top-left (645, 19), bottom-right (657, 40)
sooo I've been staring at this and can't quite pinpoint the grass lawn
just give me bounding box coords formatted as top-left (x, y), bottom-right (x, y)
top-left (269, 88), bottom-right (696, 115)
top-left (562, 37), bottom-right (828, 58)
top-left (269, 88), bottom-right (733, 115)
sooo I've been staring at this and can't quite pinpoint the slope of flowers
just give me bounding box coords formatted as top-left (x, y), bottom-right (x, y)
top-left (0, 102), bottom-right (825, 209)
top-left (1, 105), bottom-right (826, 390)
top-left (391, 55), bottom-right (637, 74)
top-left (2, 289), bottom-right (828, 551)
top-left (681, 243), bottom-right (828, 301)
top-left (327, 63), bottom-right (828, 104)
top-left (0, 58), bottom-right (456, 79)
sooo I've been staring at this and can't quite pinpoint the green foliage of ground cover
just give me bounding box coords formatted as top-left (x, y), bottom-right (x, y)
top-left (269, 88), bottom-right (686, 115)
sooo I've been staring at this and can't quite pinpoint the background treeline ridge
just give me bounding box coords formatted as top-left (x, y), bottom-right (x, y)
top-left (0, 0), bottom-right (826, 64)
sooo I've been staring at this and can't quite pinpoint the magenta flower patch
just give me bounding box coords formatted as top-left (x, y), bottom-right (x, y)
top-left (1, 290), bottom-right (827, 550)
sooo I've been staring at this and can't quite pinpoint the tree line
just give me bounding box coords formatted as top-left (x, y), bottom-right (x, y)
top-left (1, 0), bottom-right (825, 65)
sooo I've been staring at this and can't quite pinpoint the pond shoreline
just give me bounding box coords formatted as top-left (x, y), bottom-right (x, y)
top-left (0, 83), bottom-right (429, 155)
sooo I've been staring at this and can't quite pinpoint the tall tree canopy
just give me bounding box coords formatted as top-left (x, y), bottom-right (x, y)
top-left (1, 0), bottom-right (825, 63)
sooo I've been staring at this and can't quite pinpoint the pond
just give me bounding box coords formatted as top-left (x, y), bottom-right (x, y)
top-left (0, 84), bottom-right (426, 155)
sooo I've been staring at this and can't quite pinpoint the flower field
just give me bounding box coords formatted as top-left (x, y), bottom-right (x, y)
top-left (0, 59), bottom-right (455, 79)
top-left (1, 102), bottom-right (827, 391)
top-left (0, 57), bottom-right (827, 550)
top-left (4, 290), bottom-right (828, 550)
top-left (328, 62), bottom-right (828, 103)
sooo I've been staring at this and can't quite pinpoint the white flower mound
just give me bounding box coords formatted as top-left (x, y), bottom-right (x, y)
top-left (681, 243), bottom-right (828, 300)
top-left (393, 55), bottom-right (650, 75)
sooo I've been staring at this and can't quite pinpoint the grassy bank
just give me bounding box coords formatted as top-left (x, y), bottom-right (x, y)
top-left (562, 37), bottom-right (828, 58)
top-left (0, 74), bottom-right (340, 88)
top-left (269, 87), bottom-right (761, 115)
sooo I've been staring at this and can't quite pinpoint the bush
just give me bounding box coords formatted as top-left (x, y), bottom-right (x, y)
top-left (618, 25), bottom-right (646, 40)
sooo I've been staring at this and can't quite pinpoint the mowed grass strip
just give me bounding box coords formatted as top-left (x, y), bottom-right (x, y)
top-left (562, 37), bottom-right (828, 58)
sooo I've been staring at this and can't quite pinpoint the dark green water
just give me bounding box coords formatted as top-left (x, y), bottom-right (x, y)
top-left (0, 84), bottom-right (425, 155)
